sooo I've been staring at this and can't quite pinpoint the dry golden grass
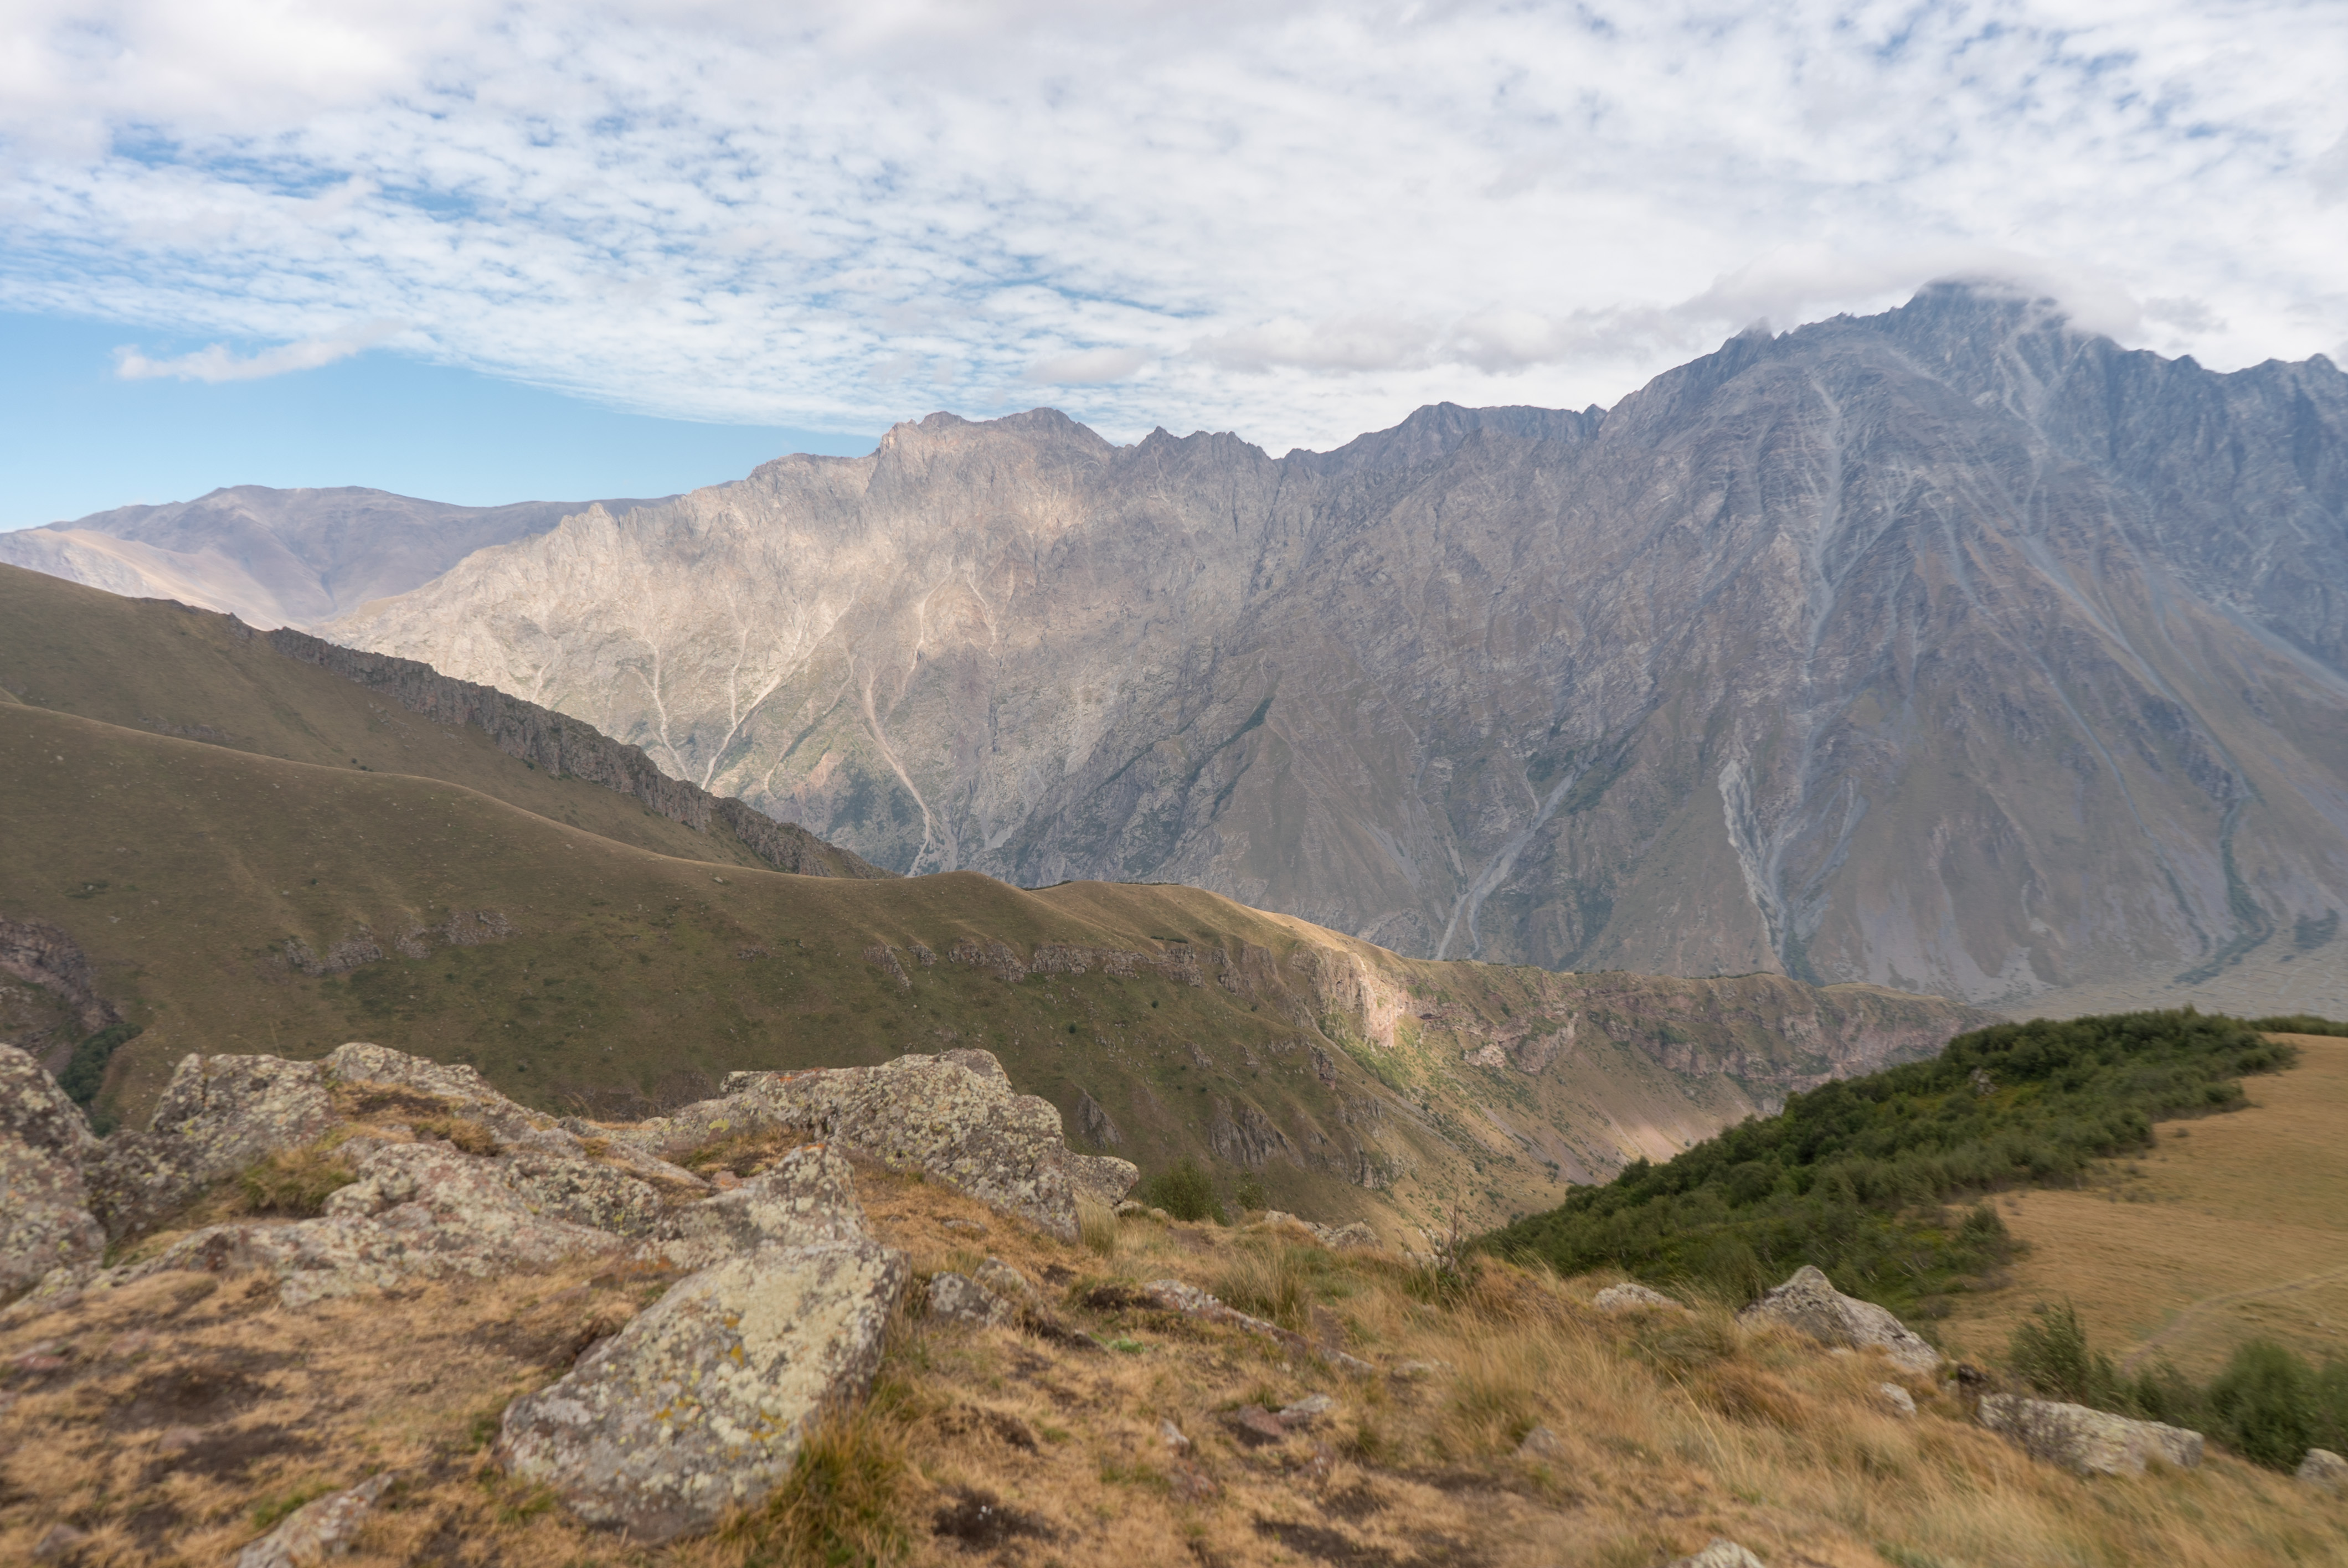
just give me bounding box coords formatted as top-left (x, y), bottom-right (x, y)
top-left (6, 1156), bottom-right (2346, 1567)
top-left (1937, 1033), bottom-right (2348, 1379)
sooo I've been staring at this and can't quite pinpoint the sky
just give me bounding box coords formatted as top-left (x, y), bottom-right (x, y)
top-left (3, 0), bottom-right (2345, 527)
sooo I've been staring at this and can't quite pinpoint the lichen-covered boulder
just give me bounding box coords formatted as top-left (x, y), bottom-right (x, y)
top-left (325, 1041), bottom-right (548, 1141)
top-left (648, 1144), bottom-right (870, 1270)
top-left (108, 1134), bottom-right (629, 1306)
top-left (497, 1237), bottom-right (909, 1541)
top-left (929, 1271), bottom-right (1016, 1325)
top-left (630, 1050), bottom-right (1093, 1239)
top-left (87, 1053), bottom-right (336, 1237)
top-left (0, 1045), bottom-right (105, 1294)
top-left (1977, 1393), bottom-right (2203, 1476)
top-left (1069, 1152), bottom-right (1141, 1209)
top-left (1737, 1266), bottom-right (1939, 1376)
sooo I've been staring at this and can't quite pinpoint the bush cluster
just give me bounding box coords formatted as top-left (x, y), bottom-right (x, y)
top-left (1482, 1010), bottom-right (2297, 1312)
top-left (1139, 1156), bottom-right (1226, 1224)
top-left (2007, 1301), bottom-right (2348, 1471)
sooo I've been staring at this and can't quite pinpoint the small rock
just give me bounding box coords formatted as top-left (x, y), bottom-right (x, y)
top-left (1592, 1282), bottom-right (1683, 1313)
top-left (1321, 1221), bottom-right (1379, 1249)
top-left (711, 1169), bottom-right (743, 1191)
top-left (930, 1271), bottom-right (1017, 1327)
top-left (1171, 1462), bottom-right (1219, 1502)
top-left (1736, 1266), bottom-right (1939, 1376)
top-left (1159, 1417), bottom-right (1191, 1451)
top-left (32, 1523), bottom-right (89, 1561)
top-left (1976, 1394), bottom-right (2203, 1476)
top-left (1114, 1200), bottom-right (1146, 1217)
top-left (2296, 1447), bottom-right (2346, 1490)
top-left (155, 1425), bottom-right (208, 1456)
top-left (1391, 1359), bottom-right (1452, 1380)
top-left (234, 1472), bottom-right (396, 1567)
top-left (941, 1216), bottom-right (988, 1234)
top-left (1227, 1405), bottom-right (1290, 1446)
top-left (1277, 1393), bottom-right (1336, 1428)
top-left (972, 1256), bottom-right (1038, 1305)
top-left (1879, 1383), bottom-right (1917, 1417)
top-left (1516, 1424), bottom-right (1564, 1458)
top-left (1669, 1540), bottom-right (1766, 1568)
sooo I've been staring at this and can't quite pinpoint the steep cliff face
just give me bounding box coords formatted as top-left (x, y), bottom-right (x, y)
top-left (331, 287), bottom-right (2348, 1002)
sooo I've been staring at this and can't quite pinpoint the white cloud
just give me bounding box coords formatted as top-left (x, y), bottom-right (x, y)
top-left (1024, 346), bottom-right (1149, 384)
top-left (1, 2), bottom-right (2344, 451)
top-left (112, 319), bottom-right (408, 382)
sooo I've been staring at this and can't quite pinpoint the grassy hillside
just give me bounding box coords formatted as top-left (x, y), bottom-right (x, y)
top-left (0, 563), bottom-right (860, 876)
top-left (1482, 1011), bottom-right (2301, 1316)
top-left (0, 567), bottom-right (1990, 1236)
top-left (1937, 1031), bottom-right (2348, 1380)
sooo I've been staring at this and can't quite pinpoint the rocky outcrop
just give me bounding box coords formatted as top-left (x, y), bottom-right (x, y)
top-left (1737, 1266), bottom-right (1939, 1376)
top-left (0, 1045), bottom-right (105, 1292)
top-left (0, 919), bottom-right (119, 1033)
top-left (1134, 1278), bottom-right (1373, 1375)
top-left (929, 1270), bottom-right (1017, 1327)
top-left (1209, 1095), bottom-right (1296, 1169)
top-left (87, 1053), bottom-right (336, 1237)
top-left (620, 1049), bottom-right (1137, 1241)
top-left (1976, 1394), bottom-right (2205, 1476)
top-left (265, 628), bottom-right (888, 880)
top-left (497, 1147), bottom-right (907, 1542)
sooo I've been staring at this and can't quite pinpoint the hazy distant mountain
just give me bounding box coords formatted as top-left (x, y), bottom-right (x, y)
top-left (310, 286), bottom-right (2347, 1002)
top-left (0, 485), bottom-right (670, 629)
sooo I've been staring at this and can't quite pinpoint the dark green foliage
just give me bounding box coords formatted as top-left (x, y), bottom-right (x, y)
top-left (1482, 1010), bottom-right (2294, 1313)
top-left (2008, 1302), bottom-right (2123, 1407)
top-left (1140, 1157), bottom-right (1226, 1224)
top-left (2249, 1013), bottom-right (2348, 1037)
top-left (1234, 1172), bottom-right (1268, 1211)
top-left (56, 1021), bottom-right (142, 1112)
top-left (2004, 1308), bottom-right (2348, 1473)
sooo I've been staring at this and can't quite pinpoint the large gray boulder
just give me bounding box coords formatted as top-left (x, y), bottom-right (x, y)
top-left (0, 1045), bottom-right (105, 1294)
top-left (87, 1052), bottom-right (336, 1237)
top-left (325, 1041), bottom-right (548, 1140)
top-left (1976, 1394), bottom-right (2204, 1476)
top-left (106, 1133), bottom-right (632, 1306)
top-left (647, 1144), bottom-right (872, 1269)
top-left (1736, 1266), bottom-right (1939, 1376)
top-left (624, 1049), bottom-right (1132, 1240)
top-left (498, 1148), bottom-right (907, 1541)
top-left (2299, 1448), bottom-right (2347, 1490)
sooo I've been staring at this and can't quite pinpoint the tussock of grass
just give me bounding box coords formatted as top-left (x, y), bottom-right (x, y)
top-left (714, 1404), bottom-right (913, 1568)
top-left (672, 1128), bottom-right (807, 1179)
top-left (235, 1141), bottom-right (361, 1215)
top-left (1077, 1198), bottom-right (1120, 1257)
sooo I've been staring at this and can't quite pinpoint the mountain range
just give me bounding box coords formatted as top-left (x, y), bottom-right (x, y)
top-left (9, 284), bottom-right (2346, 1010)
top-left (0, 484), bottom-right (667, 629)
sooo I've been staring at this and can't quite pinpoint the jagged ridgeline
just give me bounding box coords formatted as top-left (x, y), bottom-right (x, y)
top-left (1482, 1010), bottom-right (2305, 1314)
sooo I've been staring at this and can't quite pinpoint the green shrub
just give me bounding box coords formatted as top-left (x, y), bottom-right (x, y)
top-left (2008, 1302), bottom-right (2122, 1407)
top-left (2249, 1013), bottom-right (2348, 1037)
top-left (56, 1021), bottom-right (142, 1110)
top-left (2203, 1340), bottom-right (2348, 1471)
top-left (1140, 1157), bottom-right (1226, 1223)
top-left (1484, 1010), bottom-right (2292, 1314)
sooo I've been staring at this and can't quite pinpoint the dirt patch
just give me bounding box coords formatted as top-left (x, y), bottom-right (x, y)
top-left (932, 1486), bottom-right (1057, 1548)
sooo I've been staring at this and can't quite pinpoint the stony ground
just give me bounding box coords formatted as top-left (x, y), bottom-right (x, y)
top-left (6, 1151), bottom-right (2346, 1568)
